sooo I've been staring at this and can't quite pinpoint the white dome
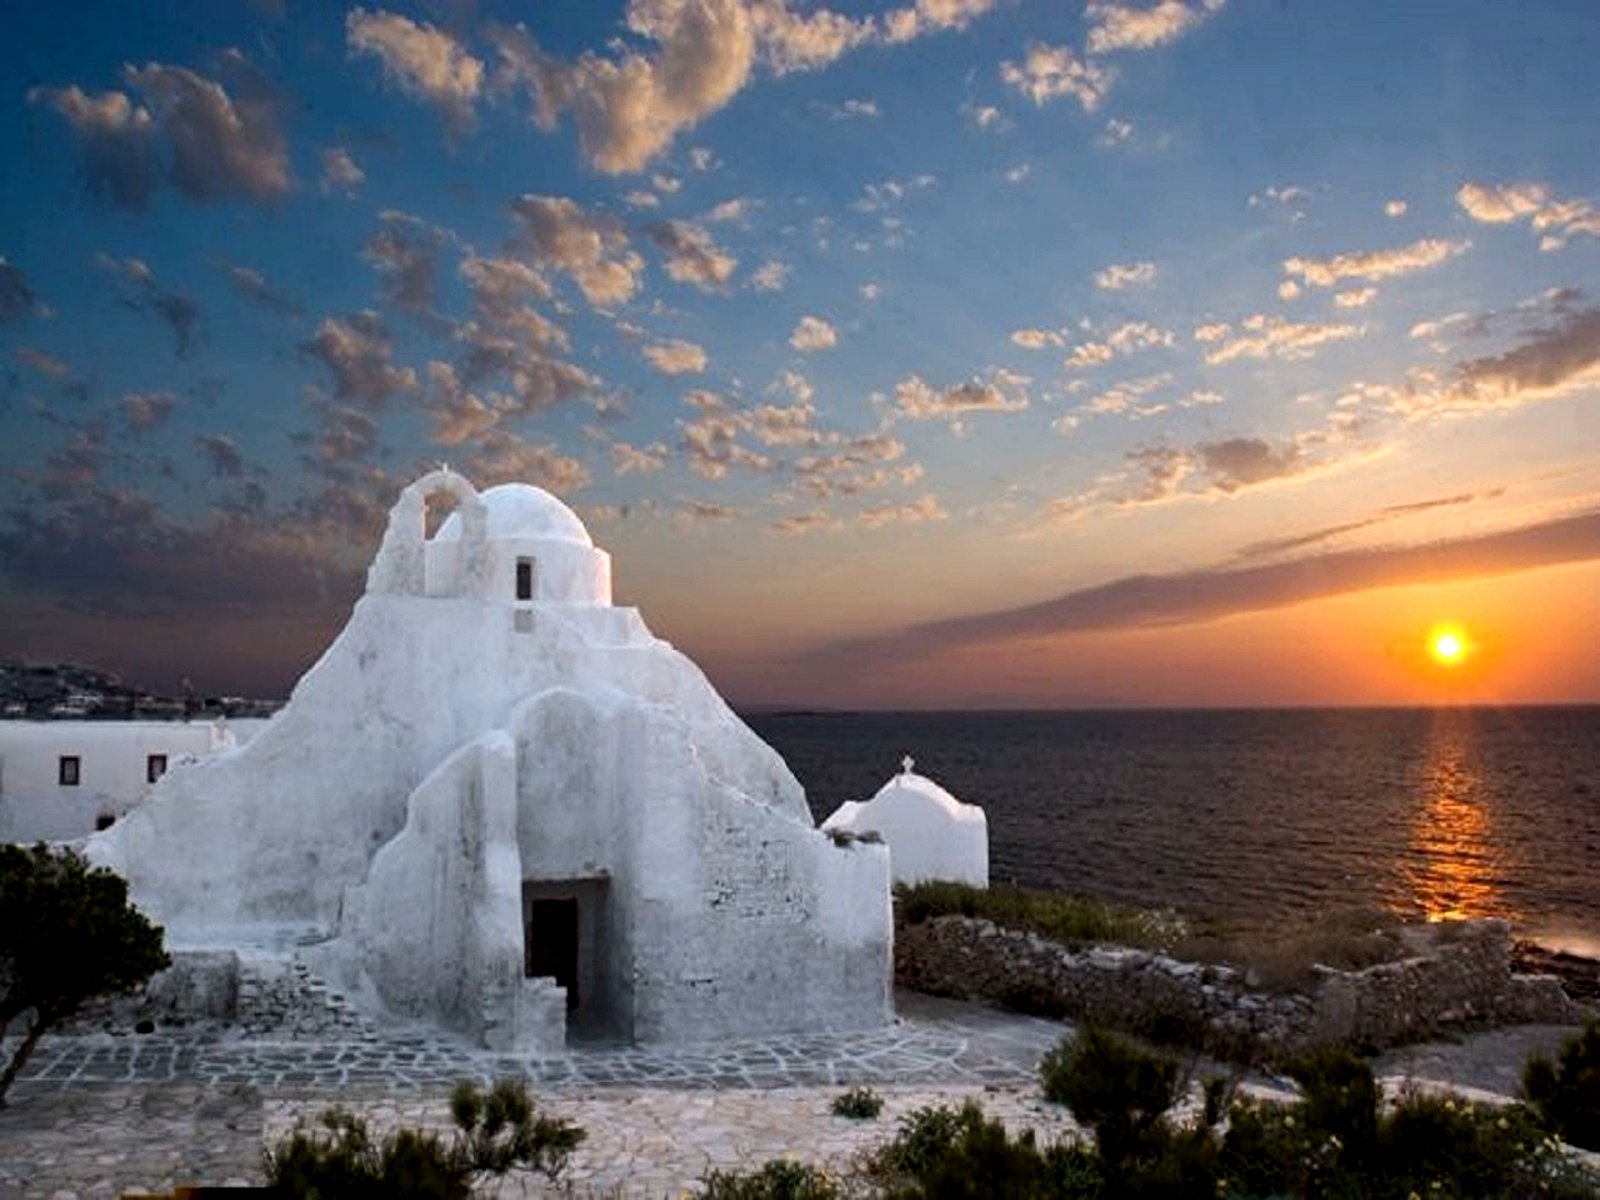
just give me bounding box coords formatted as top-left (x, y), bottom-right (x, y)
top-left (870, 772), bottom-right (966, 818)
top-left (437, 483), bottom-right (592, 546)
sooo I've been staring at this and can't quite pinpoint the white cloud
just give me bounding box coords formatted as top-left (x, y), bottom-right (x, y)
top-left (320, 147), bottom-right (365, 196)
top-left (1001, 43), bottom-right (1114, 111)
top-left (894, 371), bottom-right (1028, 419)
top-left (649, 219), bottom-right (738, 291)
top-left (1094, 260), bottom-right (1156, 290)
top-left (347, 8), bottom-right (483, 131)
top-left (1085, 0), bottom-right (1226, 54)
top-left (611, 440), bottom-right (671, 474)
top-left (1277, 279), bottom-right (1302, 301)
top-left (1011, 328), bottom-right (1063, 349)
top-left (1283, 237), bottom-right (1469, 288)
top-left (643, 338), bottom-right (709, 374)
top-left (1455, 181), bottom-right (1548, 223)
top-left (1334, 287), bottom-right (1378, 309)
top-left (1385, 199), bottom-right (1407, 218)
top-left (510, 195), bottom-right (644, 308)
top-left (790, 314), bottom-right (838, 351)
top-left (33, 58), bottom-right (291, 208)
top-left (1098, 117), bottom-right (1134, 145)
top-left (884, 0), bottom-right (998, 42)
top-left (1066, 340), bottom-right (1115, 369)
top-left (1004, 163), bottom-right (1032, 184)
top-left (858, 493), bottom-right (946, 529)
top-left (1107, 321), bottom-right (1176, 353)
top-left (751, 259), bottom-right (791, 291)
top-left (1456, 181), bottom-right (1600, 251)
top-left (705, 197), bottom-right (749, 222)
top-left (1204, 313), bottom-right (1365, 364)
top-left (491, 0), bottom-right (1000, 176)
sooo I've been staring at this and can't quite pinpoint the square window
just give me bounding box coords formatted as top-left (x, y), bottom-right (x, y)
top-left (59, 755), bottom-right (80, 786)
top-left (147, 754), bottom-right (168, 783)
top-left (95, 814), bottom-right (115, 831)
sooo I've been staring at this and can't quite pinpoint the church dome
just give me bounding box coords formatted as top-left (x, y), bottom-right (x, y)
top-left (437, 483), bottom-right (593, 546)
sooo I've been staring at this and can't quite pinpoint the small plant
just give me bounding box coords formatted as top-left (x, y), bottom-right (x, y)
top-left (830, 1085), bottom-right (883, 1120)
top-left (263, 1078), bottom-right (583, 1198)
top-left (1523, 1018), bottom-right (1600, 1151)
top-left (697, 1159), bottom-right (840, 1199)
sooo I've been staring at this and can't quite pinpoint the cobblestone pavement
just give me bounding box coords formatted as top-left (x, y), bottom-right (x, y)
top-left (11, 993), bottom-right (1063, 1096)
top-left (1, 996), bottom-right (1588, 1199)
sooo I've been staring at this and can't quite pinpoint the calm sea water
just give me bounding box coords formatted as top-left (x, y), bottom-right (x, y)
top-left (748, 707), bottom-right (1600, 953)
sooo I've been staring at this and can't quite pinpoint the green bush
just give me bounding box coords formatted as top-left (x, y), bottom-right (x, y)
top-left (861, 1100), bottom-right (1102, 1199)
top-left (1040, 1027), bottom-right (1181, 1170)
top-left (697, 1159), bottom-right (841, 1199)
top-left (830, 1085), bottom-right (884, 1119)
top-left (263, 1079), bottom-right (583, 1198)
top-left (1222, 1054), bottom-right (1595, 1199)
top-left (897, 881), bottom-right (1174, 949)
top-left (1523, 1018), bottom-right (1600, 1151)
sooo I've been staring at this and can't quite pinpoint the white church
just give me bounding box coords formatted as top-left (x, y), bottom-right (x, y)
top-left (85, 470), bottom-right (897, 1052)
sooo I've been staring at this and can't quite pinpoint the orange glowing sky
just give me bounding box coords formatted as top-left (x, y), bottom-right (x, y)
top-left (2, 2), bottom-right (1598, 709)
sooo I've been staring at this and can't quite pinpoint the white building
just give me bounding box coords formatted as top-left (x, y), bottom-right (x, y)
top-left (823, 758), bottom-right (989, 888)
top-left (89, 469), bottom-right (892, 1051)
top-left (0, 720), bottom-right (236, 842)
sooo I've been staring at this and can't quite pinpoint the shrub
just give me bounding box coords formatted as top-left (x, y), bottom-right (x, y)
top-left (896, 882), bottom-right (1175, 949)
top-left (697, 1159), bottom-right (841, 1199)
top-left (1523, 1018), bottom-right (1600, 1151)
top-left (1040, 1027), bottom-right (1181, 1172)
top-left (831, 1085), bottom-right (884, 1120)
top-left (263, 1078), bottom-right (583, 1198)
top-left (0, 843), bottom-right (169, 1106)
top-left (860, 1100), bottom-right (1101, 1199)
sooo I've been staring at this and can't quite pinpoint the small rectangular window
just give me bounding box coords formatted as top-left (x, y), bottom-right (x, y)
top-left (95, 814), bottom-right (115, 831)
top-left (59, 755), bottom-right (81, 786)
top-left (147, 754), bottom-right (168, 783)
top-left (516, 557), bottom-right (534, 601)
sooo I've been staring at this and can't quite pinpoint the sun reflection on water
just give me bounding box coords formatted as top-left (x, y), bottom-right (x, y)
top-left (1401, 712), bottom-right (1508, 923)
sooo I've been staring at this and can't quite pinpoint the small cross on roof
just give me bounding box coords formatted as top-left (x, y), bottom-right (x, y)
top-left (901, 754), bottom-right (915, 775)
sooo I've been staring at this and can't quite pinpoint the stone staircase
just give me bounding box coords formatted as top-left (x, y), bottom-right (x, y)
top-left (233, 956), bottom-right (383, 1041)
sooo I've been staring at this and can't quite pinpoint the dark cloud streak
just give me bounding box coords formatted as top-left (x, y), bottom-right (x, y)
top-left (805, 506), bottom-right (1600, 669)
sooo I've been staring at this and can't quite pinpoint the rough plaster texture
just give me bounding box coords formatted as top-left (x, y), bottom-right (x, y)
top-left (87, 471), bottom-right (892, 1050)
top-left (824, 767), bottom-right (989, 888)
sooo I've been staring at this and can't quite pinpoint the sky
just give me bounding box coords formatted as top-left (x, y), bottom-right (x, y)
top-left (1, 0), bottom-right (1598, 709)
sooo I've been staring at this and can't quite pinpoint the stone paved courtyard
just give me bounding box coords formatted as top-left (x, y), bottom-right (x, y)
top-left (0, 992), bottom-right (1585, 1199)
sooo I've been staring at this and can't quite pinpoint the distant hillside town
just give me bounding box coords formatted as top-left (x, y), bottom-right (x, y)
top-left (0, 661), bottom-right (281, 721)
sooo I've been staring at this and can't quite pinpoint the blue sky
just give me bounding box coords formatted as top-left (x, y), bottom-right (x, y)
top-left (2, 0), bottom-right (1599, 706)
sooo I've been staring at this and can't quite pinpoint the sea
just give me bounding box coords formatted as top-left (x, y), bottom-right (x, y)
top-left (748, 706), bottom-right (1600, 955)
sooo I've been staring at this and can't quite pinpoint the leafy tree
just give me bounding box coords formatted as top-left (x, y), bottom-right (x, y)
top-left (0, 843), bottom-right (169, 1105)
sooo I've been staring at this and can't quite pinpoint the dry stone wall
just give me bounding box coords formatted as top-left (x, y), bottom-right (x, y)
top-left (896, 916), bottom-right (1581, 1060)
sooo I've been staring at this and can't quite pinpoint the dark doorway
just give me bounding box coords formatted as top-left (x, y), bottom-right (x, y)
top-left (522, 877), bottom-right (619, 1041)
top-left (524, 896), bottom-right (580, 1009)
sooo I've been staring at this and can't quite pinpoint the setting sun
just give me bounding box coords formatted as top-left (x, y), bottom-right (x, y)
top-left (1429, 625), bottom-right (1469, 666)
